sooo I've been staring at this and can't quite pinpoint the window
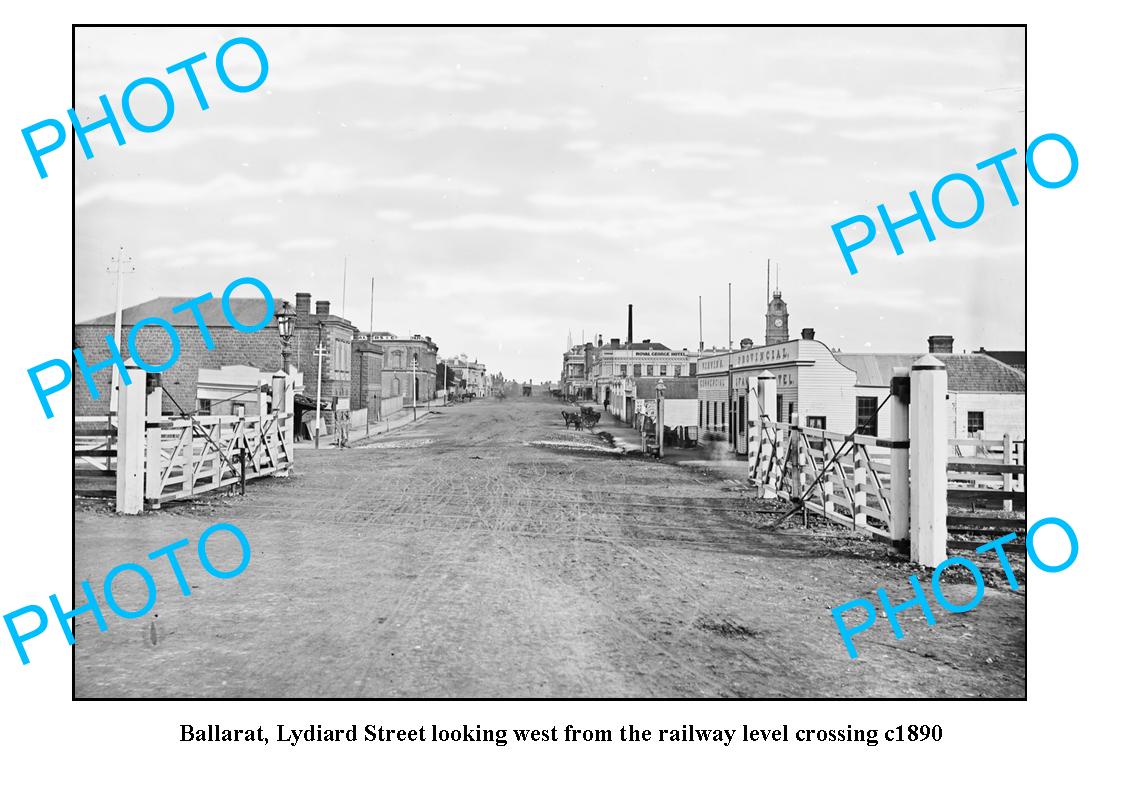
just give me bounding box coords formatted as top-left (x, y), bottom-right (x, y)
top-left (646, 365), bottom-right (654, 376)
top-left (634, 364), bottom-right (642, 376)
top-left (968, 411), bottom-right (985, 434)
top-left (197, 398), bottom-right (212, 415)
top-left (689, 363), bottom-right (697, 376)
top-left (674, 365), bottom-right (681, 377)
top-left (660, 364), bottom-right (667, 376)
top-left (721, 402), bottom-right (726, 430)
top-left (705, 401), bottom-right (710, 427)
top-left (856, 396), bottom-right (879, 436)
top-left (620, 365), bottom-right (627, 376)
top-left (806, 416), bottom-right (826, 429)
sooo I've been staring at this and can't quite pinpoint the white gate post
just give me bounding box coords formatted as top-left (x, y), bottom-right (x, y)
top-left (116, 363), bottom-right (147, 514)
top-left (745, 375), bottom-right (759, 471)
top-left (889, 366), bottom-right (911, 549)
top-left (143, 375), bottom-right (163, 506)
top-left (757, 370), bottom-right (777, 498)
top-left (909, 355), bottom-right (948, 567)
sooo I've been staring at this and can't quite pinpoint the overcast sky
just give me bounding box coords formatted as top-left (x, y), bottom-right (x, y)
top-left (75, 26), bottom-right (1025, 381)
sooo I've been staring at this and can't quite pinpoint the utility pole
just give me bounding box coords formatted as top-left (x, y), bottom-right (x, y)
top-left (341, 256), bottom-right (348, 322)
top-left (368, 276), bottom-right (374, 336)
top-left (697, 295), bottom-right (703, 351)
top-left (107, 247), bottom-right (134, 417)
top-left (314, 321), bottom-right (327, 449)
top-left (728, 282), bottom-right (735, 452)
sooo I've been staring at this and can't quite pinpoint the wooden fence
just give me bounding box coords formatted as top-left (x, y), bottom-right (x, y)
top-left (74, 416), bottom-right (117, 497)
top-left (947, 435), bottom-right (1026, 552)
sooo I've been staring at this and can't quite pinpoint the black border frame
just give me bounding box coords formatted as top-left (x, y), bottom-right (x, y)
top-left (70, 20), bottom-right (1028, 700)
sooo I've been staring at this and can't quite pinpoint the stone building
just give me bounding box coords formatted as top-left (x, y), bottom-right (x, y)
top-left (73, 295), bottom-right (282, 416)
top-left (351, 335), bottom-right (384, 417)
top-left (371, 332), bottom-right (439, 402)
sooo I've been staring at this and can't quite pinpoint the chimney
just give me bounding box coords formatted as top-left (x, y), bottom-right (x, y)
top-left (315, 300), bottom-right (331, 315)
top-left (610, 337), bottom-right (621, 348)
top-left (801, 328), bottom-right (815, 340)
top-left (295, 292), bottom-right (311, 315)
top-left (928, 334), bottom-right (954, 354)
top-left (642, 338), bottom-right (651, 344)
top-left (740, 337), bottom-right (754, 349)
top-left (597, 334), bottom-right (603, 347)
top-left (627, 304), bottom-right (633, 346)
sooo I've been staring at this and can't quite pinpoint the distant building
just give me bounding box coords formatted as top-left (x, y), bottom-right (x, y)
top-left (445, 354), bottom-right (488, 397)
top-left (74, 295), bottom-right (282, 416)
top-left (371, 332), bottom-right (439, 402)
top-left (561, 343), bottom-right (594, 400)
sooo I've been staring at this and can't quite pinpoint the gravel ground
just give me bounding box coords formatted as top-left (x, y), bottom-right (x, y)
top-left (74, 397), bottom-right (1026, 698)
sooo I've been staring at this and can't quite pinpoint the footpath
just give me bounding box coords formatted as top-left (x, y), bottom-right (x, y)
top-left (293, 402), bottom-right (445, 450)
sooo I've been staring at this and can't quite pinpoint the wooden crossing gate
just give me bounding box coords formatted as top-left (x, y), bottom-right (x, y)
top-left (88, 366), bottom-right (296, 514)
top-left (748, 420), bottom-right (900, 541)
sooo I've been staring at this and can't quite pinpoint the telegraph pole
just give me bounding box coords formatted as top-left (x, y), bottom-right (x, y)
top-left (107, 247), bottom-right (134, 417)
top-left (411, 355), bottom-right (418, 421)
top-left (314, 321), bottom-right (327, 449)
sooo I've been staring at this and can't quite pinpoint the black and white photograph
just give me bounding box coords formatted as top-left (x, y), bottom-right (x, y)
top-left (71, 25), bottom-right (1027, 699)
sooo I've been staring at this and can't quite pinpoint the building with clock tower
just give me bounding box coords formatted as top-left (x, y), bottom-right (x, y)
top-left (765, 290), bottom-right (789, 345)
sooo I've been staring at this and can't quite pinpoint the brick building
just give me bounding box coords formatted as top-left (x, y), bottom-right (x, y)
top-left (73, 296), bottom-right (282, 416)
top-left (291, 292), bottom-right (357, 411)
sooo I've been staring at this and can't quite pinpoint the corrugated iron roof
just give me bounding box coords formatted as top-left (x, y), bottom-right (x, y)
top-left (79, 296), bottom-right (279, 329)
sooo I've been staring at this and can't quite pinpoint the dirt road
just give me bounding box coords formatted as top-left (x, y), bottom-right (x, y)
top-left (74, 397), bottom-right (1025, 698)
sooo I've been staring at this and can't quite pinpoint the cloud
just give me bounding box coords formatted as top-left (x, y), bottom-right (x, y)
top-left (367, 173), bottom-right (500, 197)
top-left (279, 237), bottom-right (337, 251)
top-left (582, 141), bottom-right (763, 170)
top-left (76, 161), bottom-right (360, 207)
top-left (374, 210), bottom-right (414, 223)
top-left (356, 107), bottom-right (594, 135)
top-left (638, 86), bottom-right (1010, 124)
top-left (140, 239), bottom-right (278, 269)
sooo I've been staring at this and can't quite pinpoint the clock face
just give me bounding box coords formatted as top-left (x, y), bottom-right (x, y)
top-left (773, 318), bottom-right (783, 327)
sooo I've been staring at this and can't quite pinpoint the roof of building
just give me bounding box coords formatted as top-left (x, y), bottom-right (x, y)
top-left (976, 348), bottom-right (1027, 373)
top-left (834, 352), bottom-right (1026, 393)
top-left (80, 296), bottom-right (279, 328)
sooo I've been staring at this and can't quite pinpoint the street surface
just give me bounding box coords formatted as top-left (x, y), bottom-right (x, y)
top-left (74, 397), bottom-right (1025, 698)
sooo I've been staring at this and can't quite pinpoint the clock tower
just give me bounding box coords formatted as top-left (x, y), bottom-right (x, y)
top-left (765, 290), bottom-right (789, 346)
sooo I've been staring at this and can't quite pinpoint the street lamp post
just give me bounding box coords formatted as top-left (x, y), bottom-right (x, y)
top-left (274, 300), bottom-right (296, 375)
top-left (655, 378), bottom-right (666, 459)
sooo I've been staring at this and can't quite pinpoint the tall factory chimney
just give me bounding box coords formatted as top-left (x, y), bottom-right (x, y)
top-left (627, 304), bottom-right (633, 346)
